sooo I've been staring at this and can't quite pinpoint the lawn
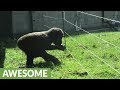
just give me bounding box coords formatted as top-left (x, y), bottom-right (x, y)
top-left (0, 31), bottom-right (120, 79)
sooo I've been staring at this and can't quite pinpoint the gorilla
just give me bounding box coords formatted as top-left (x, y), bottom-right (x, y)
top-left (17, 27), bottom-right (66, 68)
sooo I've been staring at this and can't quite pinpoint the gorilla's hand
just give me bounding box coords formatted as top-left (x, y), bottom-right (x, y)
top-left (57, 45), bottom-right (66, 51)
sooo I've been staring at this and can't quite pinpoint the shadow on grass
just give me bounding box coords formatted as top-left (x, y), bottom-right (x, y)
top-left (34, 62), bottom-right (54, 69)
top-left (34, 61), bottom-right (61, 69)
top-left (34, 59), bottom-right (62, 69)
top-left (19, 61), bottom-right (61, 69)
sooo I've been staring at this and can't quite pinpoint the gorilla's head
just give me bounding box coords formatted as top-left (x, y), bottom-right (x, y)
top-left (48, 27), bottom-right (64, 46)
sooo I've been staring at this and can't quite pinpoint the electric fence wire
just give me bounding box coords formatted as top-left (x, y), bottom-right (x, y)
top-left (43, 11), bottom-right (120, 76)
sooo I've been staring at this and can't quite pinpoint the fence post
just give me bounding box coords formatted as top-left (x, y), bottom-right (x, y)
top-left (29, 11), bottom-right (33, 32)
top-left (62, 11), bottom-right (65, 31)
top-left (62, 11), bottom-right (66, 47)
top-left (114, 11), bottom-right (118, 20)
top-left (102, 11), bottom-right (104, 23)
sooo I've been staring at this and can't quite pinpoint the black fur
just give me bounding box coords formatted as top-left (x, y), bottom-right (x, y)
top-left (17, 27), bottom-right (66, 68)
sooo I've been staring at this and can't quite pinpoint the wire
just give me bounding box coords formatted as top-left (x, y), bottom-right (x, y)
top-left (43, 15), bottom-right (63, 20)
top-left (64, 30), bottom-right (120, 75)
top-left (44, 24), bottom-right (93, 78)
top-left (64, 18), bottom-right (120, 51)
top-left (66, 48), bottom-right (94, 79)
top-left (62, 11), bottom-right (120, 75)
top-left (43, 11), bottom-right (120, 77)
top-left (78, 11), bottom-right (120, 23)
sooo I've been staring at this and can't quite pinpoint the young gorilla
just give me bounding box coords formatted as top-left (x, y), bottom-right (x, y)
top-left (17, 27), bottom-right (66, 68)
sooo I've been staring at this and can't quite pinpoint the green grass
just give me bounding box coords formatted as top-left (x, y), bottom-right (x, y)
top-left (0, 31), bottom-right (120, 79)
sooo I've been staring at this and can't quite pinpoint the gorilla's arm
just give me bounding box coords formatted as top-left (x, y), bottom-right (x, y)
top-left (46, 44), bottom-right (66, 51)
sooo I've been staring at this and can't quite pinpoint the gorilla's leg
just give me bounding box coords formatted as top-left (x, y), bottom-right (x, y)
top-left (26, 54), bottom-right (34, 68)
top-left (40, 51), bottom-right (61, 65)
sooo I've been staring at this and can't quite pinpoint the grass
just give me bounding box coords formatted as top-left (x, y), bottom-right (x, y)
top-left (0, 31), bottom-right (120, 79)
